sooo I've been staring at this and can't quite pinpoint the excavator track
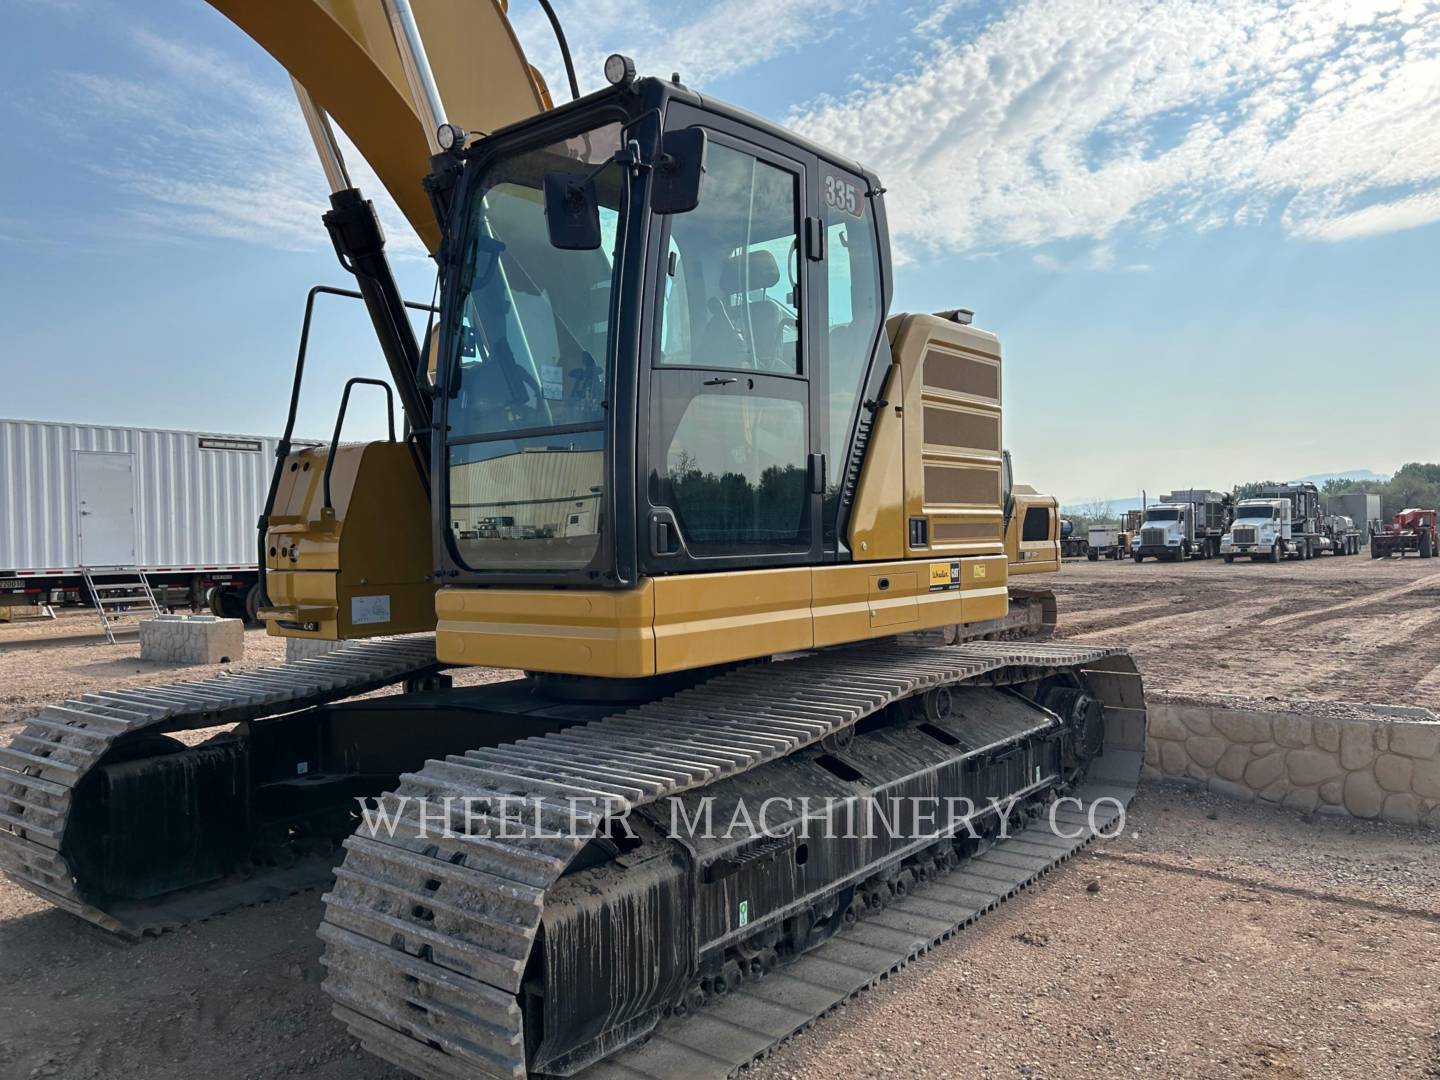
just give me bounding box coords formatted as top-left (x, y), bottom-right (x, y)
top-left (319, 640), bottom-right (1145, 1079)
top-left (0, 635), bottom-right (441, 935)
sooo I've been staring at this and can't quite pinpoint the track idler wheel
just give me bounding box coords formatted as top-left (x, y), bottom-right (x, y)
top-left (1043, 686), bottom-right (1106, 767)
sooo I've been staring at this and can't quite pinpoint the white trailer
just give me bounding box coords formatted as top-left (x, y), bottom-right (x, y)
top-left (0, 418), bottom-right (287, 618)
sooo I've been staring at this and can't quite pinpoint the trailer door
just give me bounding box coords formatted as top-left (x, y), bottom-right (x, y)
top-left (75, 451), bottom-right (137, 566)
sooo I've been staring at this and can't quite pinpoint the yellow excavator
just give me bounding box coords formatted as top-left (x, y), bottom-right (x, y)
top-left (0, 4), bottom-right (1142, 1077)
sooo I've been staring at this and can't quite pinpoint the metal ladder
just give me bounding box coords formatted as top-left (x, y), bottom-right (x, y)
top-left (80, 566), bottom-right (163, 644)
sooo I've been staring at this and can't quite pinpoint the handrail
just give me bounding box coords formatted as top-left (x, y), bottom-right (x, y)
top-left (323, 378), bottom-right (397, 514)
top-left (256, 286), bottom-right (438, 608)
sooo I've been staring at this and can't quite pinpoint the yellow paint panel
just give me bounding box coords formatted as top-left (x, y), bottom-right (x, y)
top-left (653, 569), bottom-right (812, 673)
top-left (868, 571), bottom-right (919, 628)
top-left (435, 581), bottom-right (656, 677)
top-left (263, 441), bottom-right (435, 640)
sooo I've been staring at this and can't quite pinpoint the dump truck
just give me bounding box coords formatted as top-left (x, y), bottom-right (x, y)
top-left (1221, 482), bottom-right (1360, 562)
top-left (1132, 489), bottom-right (1231, 561)
top-left (1371, 508), bottom-right (1438, 558)
top-left (0, 6), bottom-right (1146, 1078)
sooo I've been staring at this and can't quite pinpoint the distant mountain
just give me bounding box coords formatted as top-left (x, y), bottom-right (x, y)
top-left (1294, 469), bottom-right (1391, 486)
top-left (1061, 496), bottom-right (1146, 516)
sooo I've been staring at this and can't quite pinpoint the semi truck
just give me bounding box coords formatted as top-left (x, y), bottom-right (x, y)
top-left (1132, 489), bottom-right (1231, 561)
top-left (1220, 482), bottom-right (1362, 562)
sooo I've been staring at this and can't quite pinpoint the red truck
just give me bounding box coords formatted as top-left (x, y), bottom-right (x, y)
top-left (1370, 508), bottom-right (1437, 559)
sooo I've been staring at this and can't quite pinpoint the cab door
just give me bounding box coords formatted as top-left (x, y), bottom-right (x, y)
top-left (640, 118), bottom-right (822, 575)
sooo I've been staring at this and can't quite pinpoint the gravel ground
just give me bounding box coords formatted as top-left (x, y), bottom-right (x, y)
top-left (0, 611), bottom-right (289, 728)
top-left (755, 787), bottom-right (1440, 1080)
top-left (1050, 553), bottom-right (1440, 712)
top-left (4, 786), bottom-right (1435, 1080)
top-left (2, 556), bottom-right (1438, 1079)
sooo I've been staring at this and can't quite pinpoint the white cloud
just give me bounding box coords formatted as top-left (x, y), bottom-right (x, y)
top-left (1033, 243), bottom-right (1150, 272)
top-left (511, 0), bottom-right (865, 97)
top-left (57, 0), bottom-right (855, 255)
top-left (789, 0), bottom-right (1440, 253)
top-left (61, 26), bottom-right (425, 257)
top-left (45, 0), bottom-right (1440, 262)
top-left (1288, 187), bottom-right (1440, 240)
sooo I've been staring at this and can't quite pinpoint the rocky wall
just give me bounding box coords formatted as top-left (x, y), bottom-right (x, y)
top-left (1144, 700), bottom-right (1440, 827)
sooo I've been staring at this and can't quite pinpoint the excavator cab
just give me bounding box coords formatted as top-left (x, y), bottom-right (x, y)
top-left (434, 78), bottom-right (888, 589)
top-left (423, 76), bottom-right (1038, 678)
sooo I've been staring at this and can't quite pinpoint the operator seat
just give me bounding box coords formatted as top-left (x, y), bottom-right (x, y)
top-left (697, 250), bottom-right (787, 369)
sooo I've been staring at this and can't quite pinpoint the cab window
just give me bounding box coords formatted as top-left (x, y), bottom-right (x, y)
top-left (657, 142), bottom-right (800, 373)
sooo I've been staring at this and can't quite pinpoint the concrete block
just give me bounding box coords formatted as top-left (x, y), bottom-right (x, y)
top-left (1389, 724), bottom-right (1440, 760)
top-left (1159, 739), bottom-right (1188, 775)
top-left (1285, 749), bottom-right (1341, 787)
top-left (1282, 787), bottom-right (1319, 813)
top-left (1177, 706), bottom-right (1216, 737)
top-left (1207, 777), bottom-right (1255, 803)
top-left (1244, 752), bottom-right (1286, 791)
top-left (1373, 753), bottom-right (1414, 794)
top-left (1147, 707), bottom-right (1190, 741)
top-left (1382, 793), bottom-right (1422, 827)
top-left (140, 615), bottom-right (244, 666)
top-left (1186, 735), bottom-right (1227, 769)
top-left (286, 637), bottom-right (347, 663)
top-left (1343, 771), bottom-right (1383, 819)
top-left (1215, 743), bottom-right (1251, 782)
top-left (1212, 710), bottom-right (1271, 743)
top-left (1272, 714), bottom-right (1312, 749)
top-left (1411, 757), bottom-right (1440, 800)
top-left (1340, 721), bottom-right (1377, 770)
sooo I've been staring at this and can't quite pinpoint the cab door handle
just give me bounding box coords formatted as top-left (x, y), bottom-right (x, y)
top-left (808, 453), bottom-right (826, 494)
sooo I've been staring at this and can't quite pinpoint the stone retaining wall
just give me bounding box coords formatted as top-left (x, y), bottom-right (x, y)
top-left (1145, 699), bottom-right (1440, 828)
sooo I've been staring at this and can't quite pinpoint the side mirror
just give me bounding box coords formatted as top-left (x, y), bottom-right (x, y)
top-left (652, 127), bottom-right (708, 215)
top-left (544, 172), bottom-right (602, 250)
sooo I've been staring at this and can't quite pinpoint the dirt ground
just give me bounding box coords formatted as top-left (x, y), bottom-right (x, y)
top-left (1048, 552), bottom-right (1440, 711)
top-left (2, 555), bottom-right (1438, 1079)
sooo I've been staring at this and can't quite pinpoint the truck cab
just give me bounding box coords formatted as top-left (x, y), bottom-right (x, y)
top-left (1132, 503), bottom-right (1189, 562)
top-left (1221, 499), bottom-right (1291, 562)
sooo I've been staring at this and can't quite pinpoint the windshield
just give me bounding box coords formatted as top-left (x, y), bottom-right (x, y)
top-left (444, 121), bottom-right (623, 571)
top-left (1145, 508), bottom-right (1179, 522)
top-left (1236, 506), bottom-right (1278, 520)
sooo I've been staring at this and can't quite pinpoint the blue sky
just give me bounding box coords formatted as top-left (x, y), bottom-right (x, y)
top-left (1, 0), bottom-right (1437, 504)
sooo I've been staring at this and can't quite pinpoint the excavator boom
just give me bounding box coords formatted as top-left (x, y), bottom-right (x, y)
top-left (207, 0), bottom-right (551, 253)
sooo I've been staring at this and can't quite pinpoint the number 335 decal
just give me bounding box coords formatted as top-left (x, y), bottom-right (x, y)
top-left (823, 173), bottom-right (864, 218)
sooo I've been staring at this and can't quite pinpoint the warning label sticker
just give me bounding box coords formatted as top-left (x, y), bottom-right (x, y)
top-left (351, 594), bottom-right (391, 626)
